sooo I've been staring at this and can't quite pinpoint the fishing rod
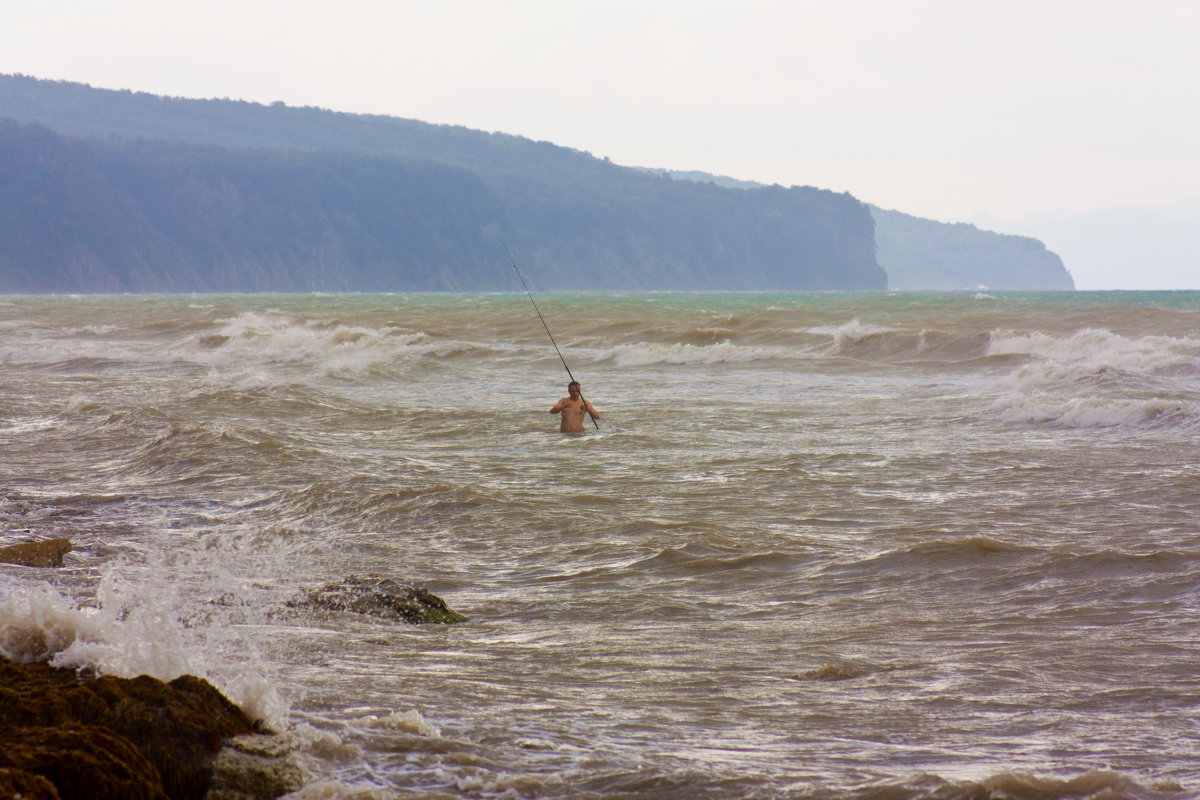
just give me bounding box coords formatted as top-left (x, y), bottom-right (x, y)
top-left (499, 238), bottom-right (599, 430)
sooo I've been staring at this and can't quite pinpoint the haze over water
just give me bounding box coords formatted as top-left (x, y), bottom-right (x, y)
top-left (2, 290), bottom-right (1198, 799)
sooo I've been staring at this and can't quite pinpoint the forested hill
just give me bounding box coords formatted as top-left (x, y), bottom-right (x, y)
top-left (648, 169), bottom-right (1075, 291)
top-left (0, 121), bottom-right (508, 292)
top-left (871, 206), bottom-right (1074, 291)
top-left (0, 75), bottom-right (884, 292)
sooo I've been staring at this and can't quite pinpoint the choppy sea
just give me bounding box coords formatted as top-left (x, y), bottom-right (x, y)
top-left (2, 290), bottom-right (1199, 799)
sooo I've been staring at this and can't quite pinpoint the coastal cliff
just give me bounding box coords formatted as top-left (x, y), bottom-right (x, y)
top-left (871, 205), bottom-right (1074, 290)
top-left (0, 75), bottom-right (885, 293)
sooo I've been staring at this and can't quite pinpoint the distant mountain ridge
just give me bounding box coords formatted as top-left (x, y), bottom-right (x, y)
top-left (0, 74), bottom-right (1070, 293)
top-left (0, 74), bottom-right (883, 293)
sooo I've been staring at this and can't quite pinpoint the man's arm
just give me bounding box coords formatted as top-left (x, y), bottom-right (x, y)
top-left (550, 398), bottom-right (568, 414)
top-left (582, 400), bottom-right (600, 418)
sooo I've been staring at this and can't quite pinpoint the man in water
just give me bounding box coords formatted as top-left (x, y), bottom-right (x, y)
top-left (550, 381), bottom-right (599, 432)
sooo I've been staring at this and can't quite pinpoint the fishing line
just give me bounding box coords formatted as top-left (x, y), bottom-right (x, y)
top-left (500, 238), bottom-right (599, 429)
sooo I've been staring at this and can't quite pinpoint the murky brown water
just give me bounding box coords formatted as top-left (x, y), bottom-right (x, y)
top-left (2, 291), bottom-right (1198, 799)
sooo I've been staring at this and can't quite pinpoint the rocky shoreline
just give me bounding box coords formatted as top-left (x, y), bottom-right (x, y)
top-left (2, 535), bottom-right (469, 798)
top-left (0, 655), bottom-right (306, 800)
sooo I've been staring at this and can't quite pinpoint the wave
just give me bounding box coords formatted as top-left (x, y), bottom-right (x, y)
top-left (629, 544), bottom-right (801, 576)
top-left (0, 306), bottom-right (536, 386)
top-left (590, 318), bottom-right (998, 367)
top-left (185, 311), bottom-right (464, 381)
top-left (820, 320), bottom-right (994, 364)
top-left (989, 327), bottom-right (1200, 379)
top-left (820, 769), bottom-right (1185, 800)
top-left (265, 478), bottom-right (531, 531)
top-left (822, 537), bottom-right (1200, 615)
top-left (822, 536), bottom-right (1038, 586)
top-left (992, 394), bottom-right (1200, 429)
top-left (0, 573), bottom-right (286, 728)
top-left (534, 534), bottom-right (806, 591)
top-left (987, 328), bottom-right (1200, 429)
top-left (1041, 547), bottom-right (1200, 583)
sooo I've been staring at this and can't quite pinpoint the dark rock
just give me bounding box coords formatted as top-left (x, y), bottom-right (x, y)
top-left (0, 537), bottom-right (73, 567)
top-left (0, 656), bottom-right (265, 800)
top-left (0, 725), bottom-right (168, 800)
top-left (287, 575), bottom-right (467, 624)
top-left (0, 765), bottom-right (61, 799)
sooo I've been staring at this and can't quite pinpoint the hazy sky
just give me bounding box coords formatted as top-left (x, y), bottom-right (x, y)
top-left (3, 0), bottom-right (1198, 226)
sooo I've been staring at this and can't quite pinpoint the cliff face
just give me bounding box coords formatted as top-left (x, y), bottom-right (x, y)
top-left (656, 167), bottom-right (1075, 292)
top-left (871, 206), bottom-right (1075, 291)
top-left (0, 76), bottom-right (886, 293)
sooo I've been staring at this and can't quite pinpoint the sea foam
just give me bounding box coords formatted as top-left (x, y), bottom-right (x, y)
top-left (191, 310), bottom-right (519, 388)
top-left (987, 327), bottom-right (1200, 428)
top-left (987, 327), bottom-right (1197, 377)
top-left (0, 570), bottom-right (287, 726)
top-left (0, 574), bottom-right (196, 677)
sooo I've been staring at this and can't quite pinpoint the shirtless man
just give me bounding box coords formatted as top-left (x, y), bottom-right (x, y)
top-left (550, 381), bottom-right (600, 432)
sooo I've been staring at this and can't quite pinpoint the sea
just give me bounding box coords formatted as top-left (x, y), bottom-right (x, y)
top-left (1, 290), bottom-right (1198, 800)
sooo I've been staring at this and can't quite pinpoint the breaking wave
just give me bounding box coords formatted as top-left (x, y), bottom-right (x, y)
top-left (987, 328), bottom-right (1200, 429)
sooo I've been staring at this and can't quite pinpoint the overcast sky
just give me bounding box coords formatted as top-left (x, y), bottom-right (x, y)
top-left (3, 2), bottom-right (1198, 230)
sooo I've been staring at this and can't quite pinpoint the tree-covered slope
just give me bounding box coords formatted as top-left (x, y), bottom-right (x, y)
top-left (0, 119), bottom-right (883, 292)
top-left (652, 165), bottom-right (1075, 291)
top-left (0, 121), bottom-right (510, 292)
top-left (0, 75), bottom-right (885, 292)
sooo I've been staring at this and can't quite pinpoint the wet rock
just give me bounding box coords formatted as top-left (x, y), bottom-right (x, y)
top-left (0, 536), bottom-right (73, 567)
top-left (0, 725), bottom-right (167, 800)
top-left (288, 575), bottom-right (467, 624)
top-left (205, 734), bottom-right (307, 800)
top-left (0, 655), bottom-right (266, 800)
top-left (0, 765), bottom-right (61, 799)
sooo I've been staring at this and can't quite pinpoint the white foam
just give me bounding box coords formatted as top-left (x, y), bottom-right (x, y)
top-left (286, 721), bottom-right (363, 763)
top-left (281, 781), bottom-right (391, 800)
top-left (433, 766), bottom-right (554, 796)
top-left (357, 709), bottom-right (442, 738)
top-left (828, 319), bottom-right (895, 344)
top-left (189, 311), bottom-right (498, 386)
top-left (73, 324), bottom-right (121, 335)
top-left (0, 569), bottom-right (287, 726)
top-left (225, 671), bottom-right (291, 729)
top-left (0, 582), bottom-right (95, 664)
top-left (0, 573), bottom-right (199, 675)
top-left (988, 328), bottom-right (1196, 381)
top-left (195, 312), bottom-right (402, 376)
top-left (987, 327), bottom-right (1200, 428)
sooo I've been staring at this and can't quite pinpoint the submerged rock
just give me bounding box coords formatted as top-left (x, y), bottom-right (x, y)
top-left (288, 575), bottom-right (467, 624)
top-left (0, 655), bottom-right (291, 800)
top-left (0, 536), bottom-right (73, 567)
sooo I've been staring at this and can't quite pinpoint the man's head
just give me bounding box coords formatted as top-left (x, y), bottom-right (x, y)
top-left (567, 381), bottom-right (580, 397)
